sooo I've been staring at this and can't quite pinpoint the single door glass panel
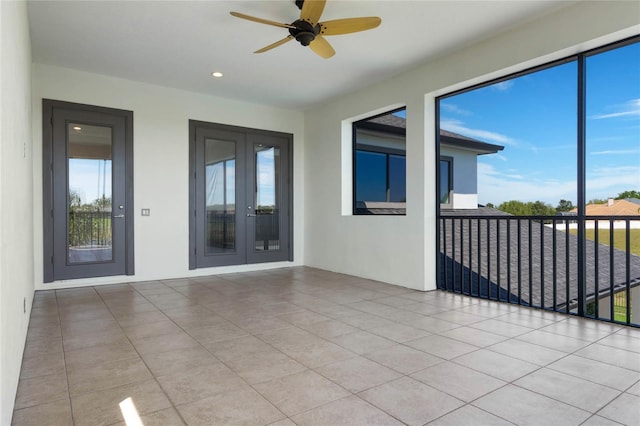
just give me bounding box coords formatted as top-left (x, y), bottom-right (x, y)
top-left (67, 123), bottom-right (113, 263)
top-left (254, 145), bottom-right (280, 251)
top-left (205, 138), bottom-right (236, 254)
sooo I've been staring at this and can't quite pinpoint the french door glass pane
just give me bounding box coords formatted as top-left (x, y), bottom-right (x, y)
top-left (254, 145), bottom-right (280, 251)
top-left (67, 122), bottom-right (113, 263)
top-left (205, 138), bottom-right (236, 254)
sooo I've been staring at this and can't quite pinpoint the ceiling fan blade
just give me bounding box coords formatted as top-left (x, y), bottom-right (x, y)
top-left (300, 0), bottom-right (326, 26)
top-left (309, 35), bottom-right (335, 59)
top-left (230, 11), bottom-right (294, 29)
top-left (254, 35), bottom-right (294, 53)
top-left (320, 17), bottom-right (381, 35)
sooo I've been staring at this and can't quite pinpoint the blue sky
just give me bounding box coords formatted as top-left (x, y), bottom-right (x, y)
top-left (69, 159), bottom-right (111, 205)
top-left (440, 41), bottom-right (639, 206)
top-left (205, 147), bottom-right (277, 208)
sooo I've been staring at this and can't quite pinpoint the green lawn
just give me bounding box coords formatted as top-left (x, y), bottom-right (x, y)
top-left (613, 292), bottom-right (630, 323)
top-left (572, 228), bottom-right (637, 322)
top-left (569, 228), bottom-right (640, 256)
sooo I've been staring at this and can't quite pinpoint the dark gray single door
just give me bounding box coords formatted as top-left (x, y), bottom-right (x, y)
top-left (190, 121), bottom-right (292, 268)
top-left (44, 100), bottom-right (133, 281)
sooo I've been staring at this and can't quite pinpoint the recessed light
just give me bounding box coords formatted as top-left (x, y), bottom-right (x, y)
top-left (211, 71), bottom-right (224, 78)
top-left (73, 126), bottom-right (82, 131)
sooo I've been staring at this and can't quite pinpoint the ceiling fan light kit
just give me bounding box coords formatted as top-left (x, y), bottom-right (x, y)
top-left (230, 0), bottom-right (381, 59)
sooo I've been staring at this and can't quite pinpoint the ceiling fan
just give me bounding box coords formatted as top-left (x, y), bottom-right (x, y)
top-left (230, 0), bottom-right (381, 59)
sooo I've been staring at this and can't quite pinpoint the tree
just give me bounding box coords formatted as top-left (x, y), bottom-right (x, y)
top-left (588, 198), bottom-right (607, 204)
top-left (556, 199), bottom-right (575, 212)
top-left (485, 202), bottom-right (495, 208)
top-left (616, 190), bottom-right (640, 200)
top-left (497, 200), bottom-right (555, 216)
top-left (531, 200), bottom-right (555, 216)
top-left (497, 200), bottom-right (532, 216)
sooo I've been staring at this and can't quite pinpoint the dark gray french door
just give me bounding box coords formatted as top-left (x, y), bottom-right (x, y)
top-left (43, 100), bottom-right (133, 282)
top-left (190, 121), bottom-right (292, 268)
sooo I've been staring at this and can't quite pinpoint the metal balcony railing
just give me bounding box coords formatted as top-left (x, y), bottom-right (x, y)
top-left (68, 210), bottom-right (112, 248)
top-left (438, 214), bottom-right (639, 326)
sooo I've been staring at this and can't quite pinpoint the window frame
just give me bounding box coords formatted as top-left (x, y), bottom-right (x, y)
top-left (439, 156), bottom-right (454, 209)
top-left (352, 107), bottom-right (407, 216)
top-left (434, 34), bottom-right (640, 318)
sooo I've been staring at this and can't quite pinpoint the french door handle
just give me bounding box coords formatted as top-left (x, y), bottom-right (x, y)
top-left (113, 214), bottom-right (125, 218)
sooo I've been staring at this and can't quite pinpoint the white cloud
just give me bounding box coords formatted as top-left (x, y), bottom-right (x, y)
top-left (491, 80), bottom-right (514, 92)
top-left (440, 119), bottom-right (516, 145)
top-left (440, 102), bottom-right (472, 116)
top-left (477, 162), bottom-right (576, 205)
top-left (590, 149), bottom-right (639, 155)
top-left (585, 165), bottom-right (639, 200)
top-left (591, 98), bottom-right (640, 120)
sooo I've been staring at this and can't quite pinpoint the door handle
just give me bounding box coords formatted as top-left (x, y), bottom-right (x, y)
top-left (113, 214), bottom-right (125, 218)
top-left (247, 213), bottom-right (257, 217)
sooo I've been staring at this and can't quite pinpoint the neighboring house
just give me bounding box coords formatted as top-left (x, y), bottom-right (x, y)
top-left (353, 114), bottom-right (504, 214)
top-left (581, 198), bottom-right (640, 216)
top-left (439, 130), bottom-right (504, 209)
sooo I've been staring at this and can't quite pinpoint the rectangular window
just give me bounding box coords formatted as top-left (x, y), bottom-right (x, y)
top-left (353, 107), bottom-right (406, 215)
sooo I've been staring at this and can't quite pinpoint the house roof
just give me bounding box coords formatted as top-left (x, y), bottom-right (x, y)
top-left (576, 199), bottom-right (640, 216)
top-left (357, 114), bottom-right (505, 155)
top-left (440, 208), bottom-right (640, 309)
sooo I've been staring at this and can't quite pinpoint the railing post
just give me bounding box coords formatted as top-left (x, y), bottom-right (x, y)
top-left (576, 53), bottom-right (587, 317)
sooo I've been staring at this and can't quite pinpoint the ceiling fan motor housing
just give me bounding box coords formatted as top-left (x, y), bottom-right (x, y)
top-left (289, 19), bottom-right (320, 46)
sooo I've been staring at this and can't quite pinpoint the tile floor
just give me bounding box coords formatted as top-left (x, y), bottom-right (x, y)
top-left (12, 267), bottom-right (640, 426)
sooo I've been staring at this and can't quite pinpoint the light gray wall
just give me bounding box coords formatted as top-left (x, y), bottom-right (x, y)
top-left (0, 1), bottom-right (34, 424)
top-left (32, 64), bottom-right (306, 290)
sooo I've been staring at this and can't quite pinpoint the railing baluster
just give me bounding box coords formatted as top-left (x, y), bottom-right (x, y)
top-left (468, 218), bottom-right (473, 295)
top-left (626, 219), bottom-right (631, 325)
top-left (459, 219), bottom-right (465, 294)
top-left (497, 219), bottom-right (501, 302)
top-left (540, 220), bottom-right (545, 310)
top-left (517, 219), bottom-right (522, 305)
top-left (487, 219), bottom-right (492, 300)
top-left (529, 219), bottom-right (533, 307)
top-left (565, 220), bottom-right (570, 314)
top-left (477, 218), bottom-right (482, 297)
top-left (609, 219), bottom-right (614, 322)
top-left (594, 219), bottom-right (599, 319)
top-left (507, 219), bottom-right (511, 303)
top-left (553, 218), bottom-right (557, 312)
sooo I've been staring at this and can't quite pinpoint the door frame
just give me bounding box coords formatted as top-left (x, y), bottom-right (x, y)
top-left (188, 120), bottom-right (293, 269)
top-left (42, 99), bottom-right (134, 282)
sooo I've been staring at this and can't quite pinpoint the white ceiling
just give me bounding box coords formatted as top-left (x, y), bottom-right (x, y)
top-left (27, 1), bottom-right (574, 110)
